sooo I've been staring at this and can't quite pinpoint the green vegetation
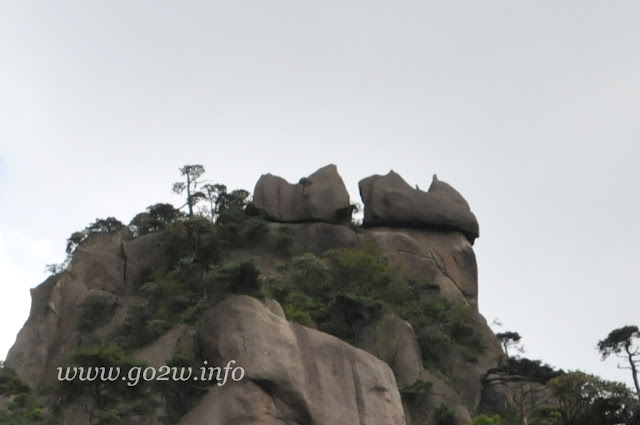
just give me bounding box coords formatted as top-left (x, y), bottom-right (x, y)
top-left (547, 371), bottom-right (639, 425)
top-left (58, 344), bottom-right (154, 425)
top-left (598, 325), bottom-right (640, 398)
top-left (85, 217), bottom-right (125, 233)
top-left (129, 203), bottom-right (185, 237)
top-left (497, 331), bottom-right (523, 358)
top-left (434, 404), bottom-right (455, 425)
top-left (156, 342), bottom-right (208, 424)
top-left (45, 163), bottom-right (640, 425)
top-left (261, 243), bottom-right (485, 374)
top-left (76, 292), bottom-right (117, 332)
top-left (120, 253), bottom-right (263, 348)
top-left (273, 226), bottom-right (294, 256)
top-left (0, 362), bottom-right (46, 424)
top-left (398, 379), bottom-right (433, 401)
top-left (172, 164), bottom-right (206, 218)
top-left (46, 217), bottom-right (125, 275)
top-left (471, 415), bottom-right (505, 425)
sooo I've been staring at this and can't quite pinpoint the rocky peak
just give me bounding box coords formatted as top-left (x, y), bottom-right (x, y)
top-left (249, 163), bottom-right (353, 224)
top-left (359, 171), bottom-right (479, 244)
top-left (3, 165), bottom-right (502, 425)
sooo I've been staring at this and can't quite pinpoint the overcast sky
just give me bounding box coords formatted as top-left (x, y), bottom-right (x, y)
top-left (1, 1), bottom-right (639, 389)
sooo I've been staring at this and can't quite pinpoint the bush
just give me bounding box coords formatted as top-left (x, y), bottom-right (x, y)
top-left (398, 298), bottom-right (485, 370)
top-left (239, 217), bottom-right (269, 243)
top-left (86, 217), bottom-right (124, 233)
top-left (289, 253), bottom-right (332, 299)
top-left (282, 304), bottom-right (314, 326)
top-left (59, 344), bottom-right (152, 423)
top-left (324, 294), bottom-right (383, 339)
top-left (0, 362), bottom-right (30, 396)
top-left (435, 404), bottom-right (455, 425)
top-left (76, 292), bottom-right (116, 332)
top-left (471, 414), bottom-right (504, 425)
top-left (129, 203), bottom-right (184, 236)
top-left (219, 261), bottom-right (261, 296)
top-left (66, 231), bottom-right (87, 255)
top-left (398, 380), bottom-right (433, 401)
top-left (281, 292), bottom-right (325, 327)
top-left (157, 344), bottom-right (207, 423)
top-left (121, 299), bottom-right (155, 347)
top-left (274, 227), bottom-right (294, 256)
top-left (181, 299), bottom-right (211, 324)
top-left (324, 242), bottom-right (393, 295)
top-left (163, 217), bottom-right (221, 266)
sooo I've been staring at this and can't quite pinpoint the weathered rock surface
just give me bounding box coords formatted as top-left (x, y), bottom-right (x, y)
top-left (359, 172), bottom-right (479, 243)
top-left (355, 314), bottom-right (422, 387)
top-left (251, 164), bottom-right (352, 224)
top-left (183, 296), bottom-right (405, 425)
top-left (271, 222), bottom-right (359, 254)
top-left (5, 229), bottom-right (162, 388)
top-left (354, 313), bottom-right (499, 424)
top-left (7, 170), bottom-right (501, 424)
top-left (362, 228), bottom-right (478, 304)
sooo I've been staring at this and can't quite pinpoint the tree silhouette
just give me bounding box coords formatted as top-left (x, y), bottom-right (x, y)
top-left (173, 165), bottom-right (206, 218)
top-left (598, 325), bottom-right (640, 397)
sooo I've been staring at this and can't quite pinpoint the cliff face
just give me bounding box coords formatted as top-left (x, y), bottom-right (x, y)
top-left (5, 165), bottom-right (504, 425)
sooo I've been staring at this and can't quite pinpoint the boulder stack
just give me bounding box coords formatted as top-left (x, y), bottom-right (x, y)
top-left (359, 171), bottom-right (479, 243)
top-left (250, 164), bottom-right (352, 224)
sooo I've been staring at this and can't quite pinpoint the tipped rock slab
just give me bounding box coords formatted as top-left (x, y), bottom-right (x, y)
top-left (359, 171), bottom-right (479, 242)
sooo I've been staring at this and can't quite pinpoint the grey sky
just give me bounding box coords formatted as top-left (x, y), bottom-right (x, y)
top-left (1, 1), bottom-right (639, 388)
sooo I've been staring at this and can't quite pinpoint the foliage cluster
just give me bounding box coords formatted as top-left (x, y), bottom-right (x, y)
top-left (544, 371), bottom-right (640, 425)
top-left (487, 358), bottom-right (564, 386)
top-left (129, 203), bottom-right (185, 237)
top-left (120, 254), bottom-right (262, 347)
top-left (482, 366), bottom-right (640, 425)
top-left (434, 403), bottom-right (456, 425)
top-left (156, 343), bottom-right (207, 423)
top-left (263, 243), bottom-right (485, 374)
top-left (398, 379), bottom-right (433, 401)
top-left (46, 217), bottom-right (126, 275)
top-left (471, 415), bottom-right (505, 425)
top-left (57, 344), bottom-right (154, 425)
top-left (76, 292), bottom-right (117, 333)
top-left (0, 362), bottom-right (46, 424)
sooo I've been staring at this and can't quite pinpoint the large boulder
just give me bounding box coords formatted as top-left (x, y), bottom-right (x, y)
top-left (250, 164), bottom-right (353, 224)
top-left (182, 296), bottom-right (405, 425)
top-left (362, 228), bottom-right (478, 305)
top-left (355, 314), bottom-right (422, 387)
top-left (359, 172), bottom-right (479, 243)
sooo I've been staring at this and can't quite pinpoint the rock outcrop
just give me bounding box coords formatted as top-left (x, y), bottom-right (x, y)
top-left (250, 164), bottom-right (352, 224)
top-left (182, 296), bottom-right (405, 425)
top-left (359, 172), bottom-right (479, 243)
top-left (5, 228), bottom-right (163, 388)
top-left (5, 165), bottom-right (504, 425)
top-left (362, 228), bottom-right (478, 304)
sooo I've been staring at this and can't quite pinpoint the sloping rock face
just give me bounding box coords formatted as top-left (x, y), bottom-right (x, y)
top-left (5, 228), bottom-right (163, 388)
top-left (363, 228), bottom-right (478, 305)
top-left (359, 172), bottom-right (479, 243)
top-left (6, 165), bottom-right (501, 424)
top-left (250, 164), bottom-right (352, 224)
top-left (355, 314), bottom-right (422, 388)
top-left (353, 313), bottom-right (500, 425)
top-left (182, 296), bottom-right (405, 425)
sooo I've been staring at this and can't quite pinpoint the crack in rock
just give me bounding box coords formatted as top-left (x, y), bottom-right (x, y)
top-left (427, 248), bottom-right (466, 300)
